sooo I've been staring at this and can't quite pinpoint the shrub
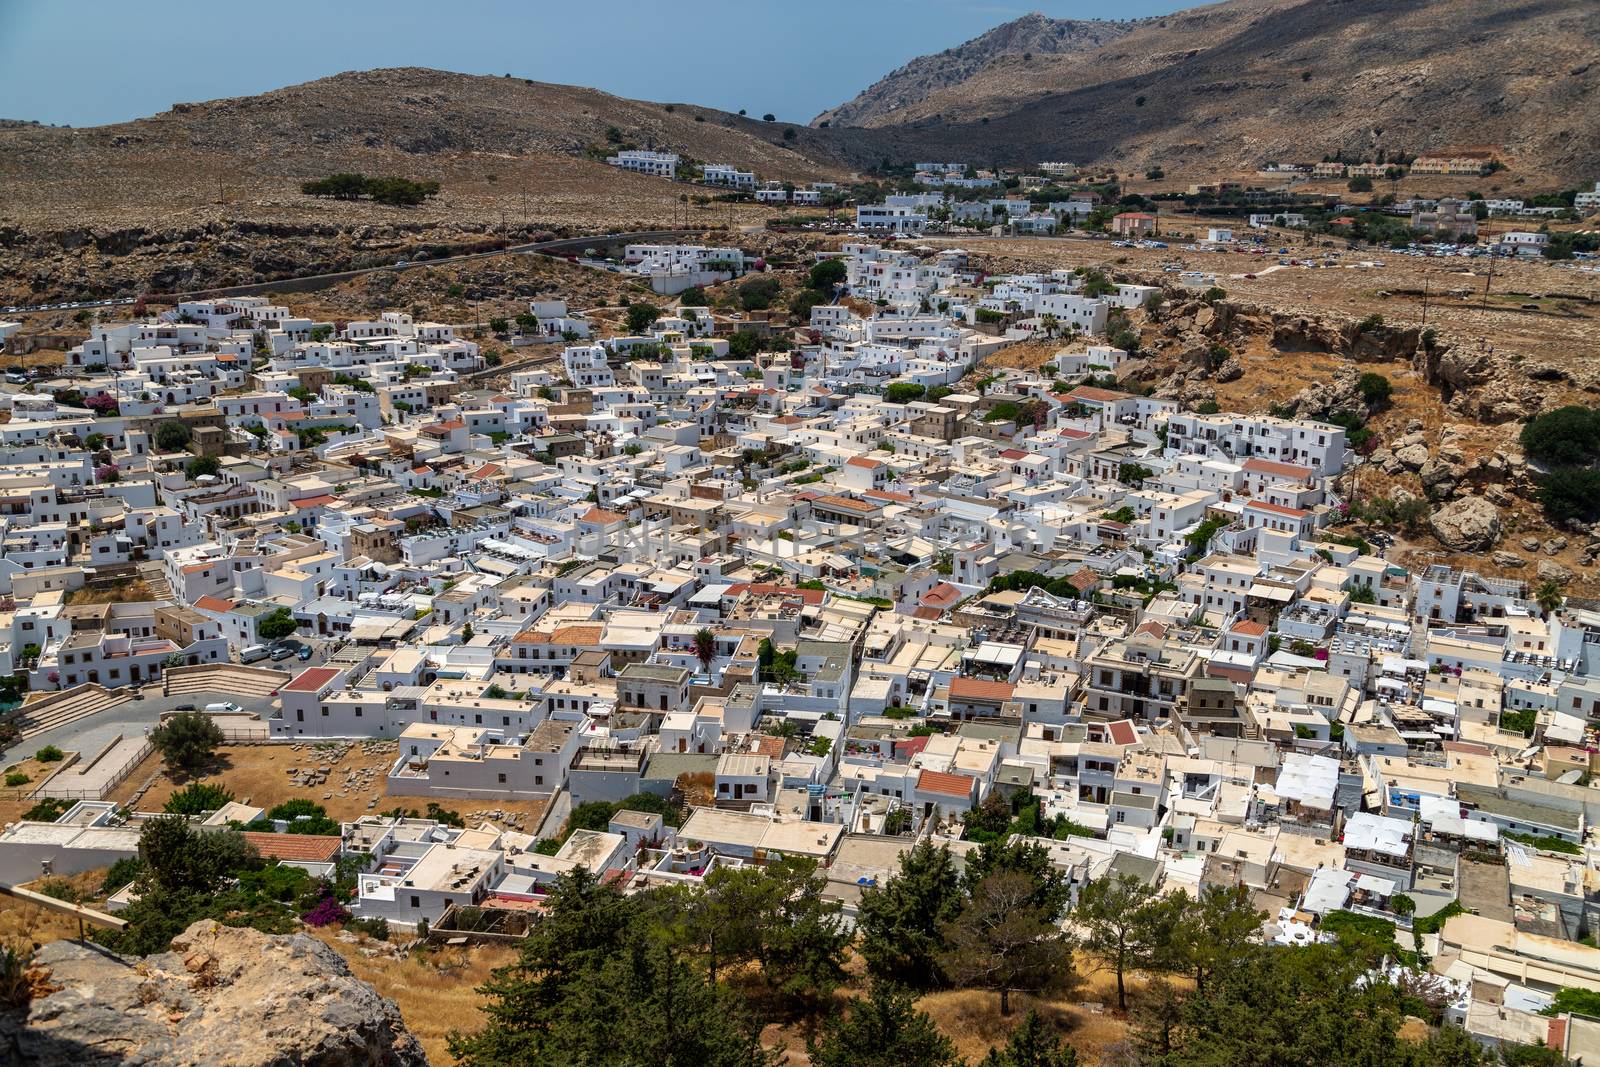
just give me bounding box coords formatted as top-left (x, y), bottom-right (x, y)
top-left (163, 782), bottom-right (236, 815)
top-left (737, 275), bottom-right (782, 311)
top-left (101, 856), bottom-right (147, 894)
top-left (302, 173), bottom-right (440, 206)
top-left (1356, 372), bottom-right (1392, 406)
top-left (302, 895), bottom-right (350, 927)
top-left (1537, 468), bottom-right (1600, 524)
top-left (0, 944), bottom-right (32, 1011)
top-left (22, 797), bottom-right (69, 822)
top-left (1520, 406), bottom-right (1600, 467)
top-left (35, 745), bottom-right (64, 763)
top-left (346, 915), bottom-right (390, 941)
top-left (4, 771), bottom-right (29, 787)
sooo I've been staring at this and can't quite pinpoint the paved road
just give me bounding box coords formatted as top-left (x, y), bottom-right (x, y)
top-left (12, 691), bottom-right (280, 762)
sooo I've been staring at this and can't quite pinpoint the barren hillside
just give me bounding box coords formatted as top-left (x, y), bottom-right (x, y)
top-left (815, 0), bottom-right (1600, 183)
top-left (812, 12), bottom-right (1136, 129)
top-left (0, 68), bottom-right (847, 303)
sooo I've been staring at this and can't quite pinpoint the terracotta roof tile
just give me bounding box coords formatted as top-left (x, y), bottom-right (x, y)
top-left (917, 768), bottom-right (977, 798)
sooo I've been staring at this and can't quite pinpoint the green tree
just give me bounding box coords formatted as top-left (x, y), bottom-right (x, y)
top-left (138, 814), bottom-right (258, 894)
top-left (808, 258), bottom-right (847, 292)
top-left (693, 627), bottom-right (717, 672)
top-left (1166, 884), bottom-right (1265, 994)
top-left (679, 286), bottom-right (709, 307)
top-left (625, 302), bottom-right (662, 334)
top-left (449, 870), bottom-right (775, 1067)
top-left (1172, 941), bottom-right (1456, 1067)
top-left (1119, 463), bottom-right (1154, 487)
top-left (857, 840), bottom-right (965, 986)
top-left (185, 455), bottom-right (221, 479)
top-left (960, 837), bottom-right (1072, 920)
top-left (1534, 580), bottom-right (1565, 616)
top-left (979, 1009), bottom-right (1079, 1067)
top-left (1074, 874), bottom-right (1180, 1011)
top-left (941, 871), bottom-right (1080, 1015)
top-left (155, 420), bottom-right (193, 452)
top-left (884, 382), bottom-right (927, 404)
top-left (257, 607), bottom-right (299, 643)
top-left (809, 982), bottom-right (963, 1067)
top-left (162, 782), bottom-right (236, 815)
top-left (149, 710), bottom-right (224, 776)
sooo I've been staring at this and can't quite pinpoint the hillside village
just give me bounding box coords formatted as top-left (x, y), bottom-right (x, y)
top-left (3, 209), bottom-right (1600, 1061)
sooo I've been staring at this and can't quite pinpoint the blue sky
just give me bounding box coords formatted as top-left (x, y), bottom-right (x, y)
top-left (0, 0), bottom-right (1191, 127)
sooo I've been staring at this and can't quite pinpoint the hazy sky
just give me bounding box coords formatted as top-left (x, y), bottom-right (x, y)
top-left (0, 0), bottom-right (1191, 127)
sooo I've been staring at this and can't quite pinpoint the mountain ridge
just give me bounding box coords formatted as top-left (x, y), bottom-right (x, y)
top-left (812, 0), bottom-right (1600, 183)
top-left (811, 12), bottom-right (1137, 129)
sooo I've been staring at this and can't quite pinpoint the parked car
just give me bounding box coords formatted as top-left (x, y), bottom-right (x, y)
top-left (204, 701), bottom-right (243, 714)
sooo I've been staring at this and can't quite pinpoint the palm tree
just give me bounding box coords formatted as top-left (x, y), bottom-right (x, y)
top-left (693, 628), bottom-right (717, 673)
top-left (1535, 579), bottom-right (1564, 617)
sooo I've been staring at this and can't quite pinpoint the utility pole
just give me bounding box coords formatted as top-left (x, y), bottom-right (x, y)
top-left (1481, 256), bottom-right (1495, 311)
top-left (1420, 271), bottom-right (1430, 325)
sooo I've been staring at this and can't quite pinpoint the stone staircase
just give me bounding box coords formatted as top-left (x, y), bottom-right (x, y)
top-left (163, 664), bottom-right (290, 699)
top-left (16, 684), bottom-right (130, 740)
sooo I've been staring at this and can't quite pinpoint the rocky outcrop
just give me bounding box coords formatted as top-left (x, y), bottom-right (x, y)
top-left (1415, 342), bottom-right (1557, 424)
top-left (1429, 497), bottom-right (1502, 551)
top-left (3, 920), bottom-right (428, 1067)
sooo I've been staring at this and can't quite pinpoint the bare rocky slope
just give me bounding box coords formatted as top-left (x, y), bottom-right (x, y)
top-left (0, 68), bottom-right (846, 303)
top-left (814, 0), bottom-right (1600, 183)
top-left (2, 919), bottom-right (429, 1066)
top-left (812, 12), bottom-right (1136, 129)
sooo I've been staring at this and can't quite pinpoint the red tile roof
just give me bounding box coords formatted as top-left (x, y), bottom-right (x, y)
top-left (1066, 386), bottom-right (1129, 403)
top-left (193, 595), bottom-right (236, 613)
top-left (895, 735), bottom-right (932, 760)
top-left (1242, 457), bottom-right (1312, 479)
top-left (242, 833), bottom-right (342, 863)
top-left (846, 456), bottom-right (883, 469)
top-left (1106, 719), bottom-right (1139, 747)
top-left (283, 666), bottom-right (340, 693)
top-left (949, 676), bottom-right (1015, 703)
top-left (1230, 620), bottom-right (1267, 637)
top-left (292, 494), bottom-right (336, 510)
top-left (917, 769), bottom-right (978, 798)
top-left (1246, 499), bottom-right (1309, 518)
top-left (580, 507), bottom-right (627, 525)
top-left (919, 583), bottom-right (962, 609)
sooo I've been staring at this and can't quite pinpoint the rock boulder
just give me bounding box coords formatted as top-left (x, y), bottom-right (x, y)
top-left (4, 920), bottom-right (429, 1067)
top-left (1429, 497), bottom-right (1502, 551)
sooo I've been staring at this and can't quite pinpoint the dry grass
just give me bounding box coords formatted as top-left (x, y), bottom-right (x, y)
top-left (0, 754), bottom-right (74, 825)
top-left (105, 743), bottom-right (551, 829)
top-left (0, 869), bottom-right (112, 950)
top-left (64, 578), bottom-right (155, 606)
top-left (313, 930), bottom-right (519, 1066)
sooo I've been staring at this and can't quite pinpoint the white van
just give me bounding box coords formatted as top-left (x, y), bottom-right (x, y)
top-left (239, 644), bottom-right (269, 663)
top-left (204, 701), bottom-right (243, 714)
